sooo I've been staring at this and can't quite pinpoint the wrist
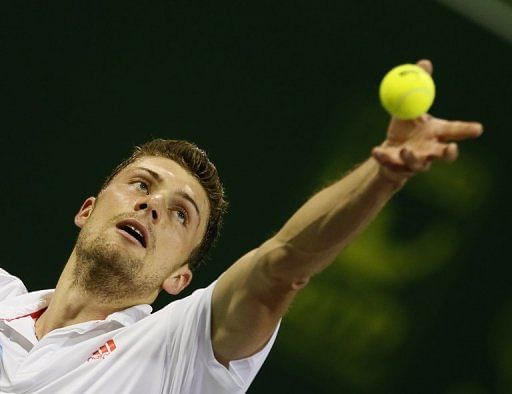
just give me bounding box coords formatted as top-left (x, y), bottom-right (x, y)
top-left (371, 141), bottom-right (412, 189)
top-left (376, 163), bottom-right (410, 189)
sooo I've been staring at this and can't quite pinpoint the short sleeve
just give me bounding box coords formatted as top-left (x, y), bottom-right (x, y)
top-left (161, 280), bottom-right (280, 393)
top-left (0, 268), bottom-right (28, 302)
top-left (200, 281), bottom-right (280, 392)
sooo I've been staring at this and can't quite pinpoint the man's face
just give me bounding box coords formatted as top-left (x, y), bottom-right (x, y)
top-left (73, 156), bottom-right (210, 302)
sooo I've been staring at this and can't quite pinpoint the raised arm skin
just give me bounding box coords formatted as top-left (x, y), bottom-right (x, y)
top-left (270, 157), bottom-right (402, 284)
top-left (211, 158), bottom-right (401, 367)
top-left (210, 59), bottom-right (484, 367)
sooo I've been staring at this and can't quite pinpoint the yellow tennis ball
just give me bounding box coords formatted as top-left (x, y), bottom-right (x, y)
top-left (379, 64), bottom-right (435, 119)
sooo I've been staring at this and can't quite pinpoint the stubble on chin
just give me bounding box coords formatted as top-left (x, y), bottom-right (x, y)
top-left (73, 227), bottom-right (155, 303)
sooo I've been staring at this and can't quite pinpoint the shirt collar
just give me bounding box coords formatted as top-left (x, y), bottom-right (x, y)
top-left (0, 290), bottom-right (53, 321)
top-left (105, 304), bottom-right (153, 326)
top-left (0, 289), bottom-right (153, 326)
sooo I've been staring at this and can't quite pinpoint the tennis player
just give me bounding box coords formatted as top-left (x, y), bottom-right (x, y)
top-left (0, 60), bottom-right (483, 393)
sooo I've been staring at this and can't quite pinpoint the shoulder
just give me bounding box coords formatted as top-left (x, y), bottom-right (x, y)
top-left (132, 282), bottom-right (216, 337)
top-left (156, 281), bottom-right (217, 329)
top-left (0, 268), bottom-right (28, 301)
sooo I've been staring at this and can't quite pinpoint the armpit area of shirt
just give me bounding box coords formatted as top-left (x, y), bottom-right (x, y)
top-left (202, 281), bottom-right (280, 391)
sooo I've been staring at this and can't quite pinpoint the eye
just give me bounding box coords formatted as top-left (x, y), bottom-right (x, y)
top-left (135, 181), bottom-right (150, 194)
top-left (172, 208), bottom-right (188, 226)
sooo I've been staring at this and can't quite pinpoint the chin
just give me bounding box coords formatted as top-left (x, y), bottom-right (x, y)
top-left (74, 239), bottom-right (148, 301)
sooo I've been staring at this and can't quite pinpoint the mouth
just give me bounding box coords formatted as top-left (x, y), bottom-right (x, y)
top-left (115, 219), bottom-right (148, 248)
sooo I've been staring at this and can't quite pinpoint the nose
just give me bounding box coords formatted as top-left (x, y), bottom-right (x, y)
top-left (136, 194), bottom-right (164, 223)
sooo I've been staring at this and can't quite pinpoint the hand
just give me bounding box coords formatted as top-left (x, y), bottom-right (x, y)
top-left (371, 59), bottom-right (484, 184)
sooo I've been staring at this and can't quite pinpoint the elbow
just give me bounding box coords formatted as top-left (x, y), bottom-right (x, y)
top-left (256, 238), bottom-right (315, 293)
top-left (290, 276), bottom-right (310, 291)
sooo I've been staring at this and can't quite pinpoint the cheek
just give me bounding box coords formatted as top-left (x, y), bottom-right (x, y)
top-left (94, 189), bottom-right (134, 219)
top-left (154, 230), bottom-right (192, 258)
top-left (105, 186), bottom-right (134, 204)
top-left (158, 231), bottom-right (181, 249)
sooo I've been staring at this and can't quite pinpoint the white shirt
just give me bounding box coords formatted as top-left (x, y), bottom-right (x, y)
top-left (0, 268), bottom-right (279, 393)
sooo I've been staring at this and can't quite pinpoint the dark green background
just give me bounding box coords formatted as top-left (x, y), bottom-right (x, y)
top-left (2, 1), bottom-right (510, 393)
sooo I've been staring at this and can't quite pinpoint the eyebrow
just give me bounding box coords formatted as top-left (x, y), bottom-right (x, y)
top-left (133, 166), bottom-right (201, 222)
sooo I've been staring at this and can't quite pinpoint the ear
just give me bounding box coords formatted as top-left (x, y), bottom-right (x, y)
top-left (74, 197), bottom-right (96, 229)
top-left (162, 265), bottom-right (193, 295)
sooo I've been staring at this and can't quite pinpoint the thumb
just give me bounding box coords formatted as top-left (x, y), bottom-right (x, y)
top-left (416, 59), bottom-right (433, 75)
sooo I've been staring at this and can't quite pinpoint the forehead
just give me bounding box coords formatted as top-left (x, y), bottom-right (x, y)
top-left (121, 156), bottom-right (210, 218)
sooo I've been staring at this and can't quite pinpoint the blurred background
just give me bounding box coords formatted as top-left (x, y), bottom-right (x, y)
top-left (2, 1), bottom-right (510, 393)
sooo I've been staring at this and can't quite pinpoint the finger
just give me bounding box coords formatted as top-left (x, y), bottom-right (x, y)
top-left (442, 143), bottom-right (459, 162)
top-left (372, 147), bottom-right (407, 171)
top-left (416, 59), bottom-right (433, 75)
top-left (412, 113), bottom-right (432, 126)
top-left (438, 121), bottom-right (483, 142)
top-left (375, 155), bottom-right (413, 174)
top-left (424, 143), bottom-right (447, 162)
top-left (400, 148), bottom-right (431, 172)
top-left (372, 147), bottom-right (392, 165)
top-left (419, 113), bottom-right (432, 122)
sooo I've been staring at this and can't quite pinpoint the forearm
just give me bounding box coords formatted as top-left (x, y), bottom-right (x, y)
top-left (273, 157), bottom-right (405, 277)
top-left (211, 157), bottom-right (407, 362)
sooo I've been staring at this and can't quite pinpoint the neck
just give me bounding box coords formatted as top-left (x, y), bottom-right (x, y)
top-left (35, 249), bottom-right (152, 340)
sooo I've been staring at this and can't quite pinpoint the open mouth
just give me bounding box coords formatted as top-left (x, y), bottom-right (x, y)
top-left (116, 220), bottom-right (147, 248)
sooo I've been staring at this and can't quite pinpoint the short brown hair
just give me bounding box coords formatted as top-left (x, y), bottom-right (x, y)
top-left (100, 138), bottom-right (229, 272)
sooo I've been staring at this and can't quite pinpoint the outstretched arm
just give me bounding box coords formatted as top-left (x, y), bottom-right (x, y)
top-left (211, 59), bottom-right (484, 366)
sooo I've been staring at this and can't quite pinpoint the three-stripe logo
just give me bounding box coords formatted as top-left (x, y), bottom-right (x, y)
top-left (87, 339), bottom-right (117, 362)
